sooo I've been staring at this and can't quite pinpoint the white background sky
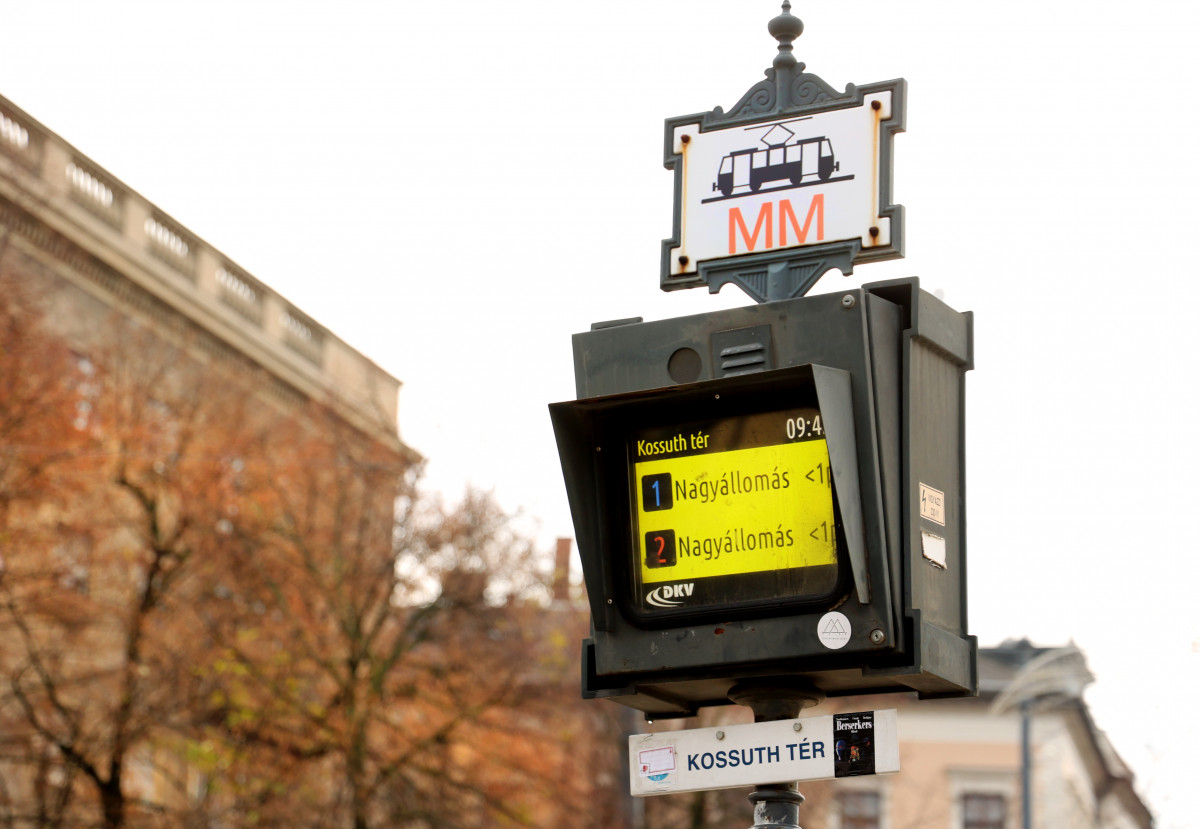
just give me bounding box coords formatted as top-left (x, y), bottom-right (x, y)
top-left (4, 1), bottom-right (1199, 824)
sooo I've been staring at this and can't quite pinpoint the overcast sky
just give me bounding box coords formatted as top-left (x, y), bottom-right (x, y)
top-left (4, 1), bottom-right (1199, 824)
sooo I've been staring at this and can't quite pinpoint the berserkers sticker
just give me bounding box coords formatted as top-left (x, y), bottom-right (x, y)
top-left (833, 711), bottom-right (876, 777)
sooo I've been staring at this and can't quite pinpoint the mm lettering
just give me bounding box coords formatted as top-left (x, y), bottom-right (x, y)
top-left (728, 194), bottom-right (825, 255)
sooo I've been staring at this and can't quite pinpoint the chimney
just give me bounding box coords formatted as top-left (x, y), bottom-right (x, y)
top-left (553, 537), bottom-right (572, 602)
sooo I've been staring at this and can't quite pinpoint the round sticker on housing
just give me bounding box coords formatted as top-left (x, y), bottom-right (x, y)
top-left (818, 611), bottom-right (851, 649)
top-left (630, 407), bottom-right (839, 614)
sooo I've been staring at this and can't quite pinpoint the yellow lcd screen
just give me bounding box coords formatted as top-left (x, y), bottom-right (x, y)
top-left (628, 406), bottom-right (839, 617)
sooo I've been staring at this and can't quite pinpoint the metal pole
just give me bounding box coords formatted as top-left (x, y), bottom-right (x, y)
top-left (729, 681), bottom-right (824, 829)
top-left (748, 785), bottom-right (806, 829)
top-left (1021, 698), bottom-right (1032, 829)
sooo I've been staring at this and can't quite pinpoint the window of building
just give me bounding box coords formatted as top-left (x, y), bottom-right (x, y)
top-left (53, 531), bottom-right (92, 595)
top-left (70, 350), bottom-right (101, 432)
top-left (840, 790), bottom-right (882, 829)
top-left (962, 793), bottom-right (1006, 829)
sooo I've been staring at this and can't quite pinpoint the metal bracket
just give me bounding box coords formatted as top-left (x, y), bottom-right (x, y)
top-left (700, 239), bottom-right (861, 303)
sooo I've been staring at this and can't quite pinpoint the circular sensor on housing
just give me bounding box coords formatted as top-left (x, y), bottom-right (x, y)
top-left (667, 347), bottom-right (702, 384)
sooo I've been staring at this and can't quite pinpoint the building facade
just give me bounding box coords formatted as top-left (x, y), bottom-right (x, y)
top-left (0, 93), bottom-right (407, 458)
top-left (629, 641), bottom-right (1152, 829)
top-left (0, 93), bottom-right (421, 826)
top-left (818, 641), bottom-right (1152, 829)
top-left (1, 91), bottom-right (616, 829)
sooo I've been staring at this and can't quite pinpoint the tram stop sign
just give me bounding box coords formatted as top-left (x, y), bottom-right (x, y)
top-left (662, 87), bottom-right (902, 301)
top-left (549, 6), bottom-right (975, 719)
top-left (630, 709), bottom-right (900, 796)
top-left (657, 6), bottom-right (904, 303)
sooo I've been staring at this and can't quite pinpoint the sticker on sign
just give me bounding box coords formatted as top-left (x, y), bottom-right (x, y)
top-left (638, 746), bottom-right (677, 782)
top-left (628, 710), bottom-right (898, 796)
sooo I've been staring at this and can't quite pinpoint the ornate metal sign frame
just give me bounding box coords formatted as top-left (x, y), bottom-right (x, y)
top-left (660, 3), bottom-right (906, 303)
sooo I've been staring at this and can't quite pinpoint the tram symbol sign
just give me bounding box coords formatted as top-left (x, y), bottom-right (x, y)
top-left (664, 90), bottom-right (898, 282)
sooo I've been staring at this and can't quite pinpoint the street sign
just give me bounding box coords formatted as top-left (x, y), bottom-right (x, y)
top-left (630, 709), bottom-right (899, 796)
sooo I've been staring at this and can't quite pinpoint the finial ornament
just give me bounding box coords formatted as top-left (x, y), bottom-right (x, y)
top-left (769, 1), bottom-right (804, 69)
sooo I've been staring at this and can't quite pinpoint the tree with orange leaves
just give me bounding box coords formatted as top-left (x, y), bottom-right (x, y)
top-left (187, 402), bottom-right (607, 827)
top-left (0, 258), bottom-right (620, 827)
top-left (0, 264), bottom-right (94, 827)
top-left (0, 256), bottom-right (279, 827)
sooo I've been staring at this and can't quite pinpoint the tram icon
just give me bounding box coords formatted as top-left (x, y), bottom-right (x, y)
top-left (710, 121), bottom-right (851, 200)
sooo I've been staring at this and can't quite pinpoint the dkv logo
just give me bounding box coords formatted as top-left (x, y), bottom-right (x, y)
top-left (646, 583), bottom-right (695, 608)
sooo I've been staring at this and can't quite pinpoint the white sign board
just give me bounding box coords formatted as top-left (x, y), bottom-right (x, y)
top-left (666, 91), bottom-right (893, 279)
top-left (630, 709), bottom-right (898, 797)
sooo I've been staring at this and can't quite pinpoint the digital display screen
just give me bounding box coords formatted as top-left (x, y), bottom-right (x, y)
top-left (629, 406), bottom-right (839, 617)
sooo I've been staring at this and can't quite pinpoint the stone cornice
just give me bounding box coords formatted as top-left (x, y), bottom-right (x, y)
top-left (0, 94), bottom-right (415, 463)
